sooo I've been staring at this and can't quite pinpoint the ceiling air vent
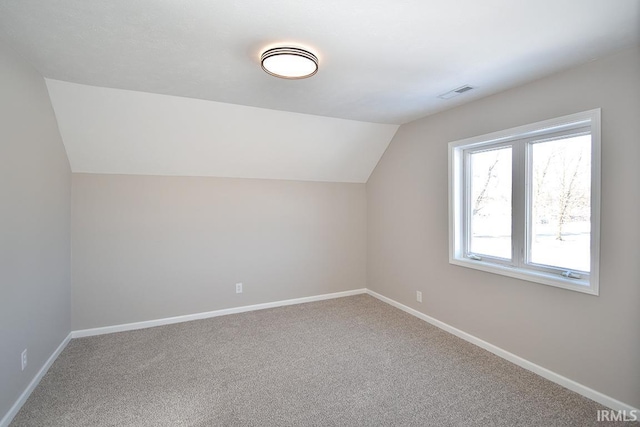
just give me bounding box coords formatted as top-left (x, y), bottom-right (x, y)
top-left (438, 84), bottom-right (474, 100)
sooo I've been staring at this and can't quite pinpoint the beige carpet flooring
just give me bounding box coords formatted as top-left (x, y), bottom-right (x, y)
top-left (10, 294), bottom-right (618, 426)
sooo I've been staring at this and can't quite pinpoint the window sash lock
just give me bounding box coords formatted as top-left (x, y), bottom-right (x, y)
top-left (562, 271), bottom-right (582, 279)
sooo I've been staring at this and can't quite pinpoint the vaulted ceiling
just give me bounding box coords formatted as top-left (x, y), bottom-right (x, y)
top-left (46, 79), bottom-right (397, 182)
top-left (0, 0), bottom-right (638, 182)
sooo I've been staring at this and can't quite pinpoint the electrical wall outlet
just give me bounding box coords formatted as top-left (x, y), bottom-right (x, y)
top-left (416, 291), bottom-right (422, 303)
top-left (235, 282), bottom-right (243, 294)
top-left (21, 349), bottom-right (27, 371)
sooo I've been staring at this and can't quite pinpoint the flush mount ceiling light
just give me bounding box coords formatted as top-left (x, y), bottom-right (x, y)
top-left (260, 47), bottom-right (318, 79)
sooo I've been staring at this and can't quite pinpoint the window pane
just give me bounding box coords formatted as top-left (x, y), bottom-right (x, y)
top-left (469, 147), bottom-right (512, 259)
top-left (530, 135), bottom-right (591, 272)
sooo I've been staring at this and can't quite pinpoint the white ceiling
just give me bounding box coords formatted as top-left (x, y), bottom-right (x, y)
top-left (0, 1), bottom-right (638, 182)
top-left (46, 79), bottom-right (398, 183)
top-left (1, 0), bottom-right (638, 125)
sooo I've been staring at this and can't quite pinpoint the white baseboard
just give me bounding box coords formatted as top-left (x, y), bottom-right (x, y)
top-left (2, 289), bottom-right (366, 424)
top-left (5, 288), bottom-right (635, 426)
top-left (0, 332), bottom-right (72, 427)
top-left (72, 288), bottom-right (367, 338)
top-left (365, 289), bottom-right (638, 413)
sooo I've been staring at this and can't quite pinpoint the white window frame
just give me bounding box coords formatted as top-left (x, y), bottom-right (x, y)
top-left (448, 109), bottom-right (601, 295)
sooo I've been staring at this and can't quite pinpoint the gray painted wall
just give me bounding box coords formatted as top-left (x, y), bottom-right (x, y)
top-left (0, 40), bottom-right (71, 418)
top-left (367, 47), bottom-right (640, 408)
top-left (2, 30), bottom-right (636, 418)
top-left (72, 174), bottom-right (366, 330)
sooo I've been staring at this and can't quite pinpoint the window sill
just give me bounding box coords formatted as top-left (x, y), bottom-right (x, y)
top-left (449, 257), bottom-right (598, 296)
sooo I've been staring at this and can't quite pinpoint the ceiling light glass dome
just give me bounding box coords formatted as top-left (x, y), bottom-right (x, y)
top-left (261, 47), bottom-right (318, 79)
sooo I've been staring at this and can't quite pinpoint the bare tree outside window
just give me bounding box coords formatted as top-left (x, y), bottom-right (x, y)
top-left (473, 155), bottom-right (501, 216)
top-left (467, 135), bottom-right (591, 271)
top-left (469, 147), bottom-right (511, 259)
top-left (531, 135), bottom-right (591, 271)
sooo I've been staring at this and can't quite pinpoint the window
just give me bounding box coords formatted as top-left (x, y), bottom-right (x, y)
top-left (448, 109), bottom-right (600, 295)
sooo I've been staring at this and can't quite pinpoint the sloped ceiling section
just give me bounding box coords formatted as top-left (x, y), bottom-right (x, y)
top-left (47, 80), bottom-right (398, 183)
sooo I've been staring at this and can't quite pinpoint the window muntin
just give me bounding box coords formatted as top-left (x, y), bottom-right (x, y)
top-left (449, 110), bottom-right (600, 295)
